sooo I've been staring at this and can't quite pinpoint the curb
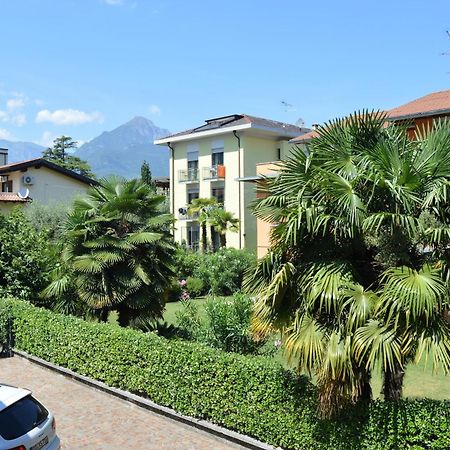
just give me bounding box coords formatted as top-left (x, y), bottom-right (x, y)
top-left (13, 350), bottom-right (276, 450)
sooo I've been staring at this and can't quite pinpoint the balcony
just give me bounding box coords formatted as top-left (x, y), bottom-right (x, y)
top-left (177, 206), bottom-right (199, 221)
top-left (202, 164), bottom-right (226, 180)
top-left (178, 168), bottom-right (199, 183)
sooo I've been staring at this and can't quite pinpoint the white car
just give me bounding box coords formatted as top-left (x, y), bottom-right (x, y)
top-left (0, 384), bottom-right (61, 450)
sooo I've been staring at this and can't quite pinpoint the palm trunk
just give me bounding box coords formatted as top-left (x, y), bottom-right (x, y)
top-left (98, 308), bottom-right (109, 323)
top-left (383, 360), bottom-right (404, 401)
top-left (117, 304), bottom-right (132, 328)
top-left (210, 225), bottom-right (216, 252)
top-left (220, 233), bottom-right (226, 248)
top-left (201, 223), bottom-right (207, 253)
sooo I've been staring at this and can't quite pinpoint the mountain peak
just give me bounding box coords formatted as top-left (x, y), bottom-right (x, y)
top-left (126, 116), bottom-right (155, 127)
top-left (75, 117), bottom-right (171, 178)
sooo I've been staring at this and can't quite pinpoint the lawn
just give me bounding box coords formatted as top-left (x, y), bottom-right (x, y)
top-left (163, 297), bottom-right (209, 325)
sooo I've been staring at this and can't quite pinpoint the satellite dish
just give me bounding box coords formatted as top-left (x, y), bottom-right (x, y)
top-left (17, 187), bottom-right (30, 199)
top-left (295, 117), bottom-right (305, 127)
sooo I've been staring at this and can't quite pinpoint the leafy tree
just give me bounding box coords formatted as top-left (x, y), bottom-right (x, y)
top-left (140, 160), bottom-right (156, 192)
top-left (245, 112), bottom-right (450, 416)
top-left (0, 209), bottom-right (55, 302)
top-left (208, 207), bottom-right (239, 248)
top-left (43, 135), bottom-right (95, 178)
top-left (187, 197), bottom-right (217, 252)
top-left (43, 177), bottom-right (176, 326)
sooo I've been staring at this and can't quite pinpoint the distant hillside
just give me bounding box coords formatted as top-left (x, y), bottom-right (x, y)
top-left (75, 116), bottom-right (170, 178)
top-left (0, 139), bottom-right (45, 163)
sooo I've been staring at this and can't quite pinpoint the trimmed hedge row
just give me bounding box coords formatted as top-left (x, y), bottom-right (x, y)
top-left (1, 298), bottom-right (450, 450)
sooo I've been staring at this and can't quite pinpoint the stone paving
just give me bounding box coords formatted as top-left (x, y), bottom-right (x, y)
top-left (1, 356), bottom-right (245, 450)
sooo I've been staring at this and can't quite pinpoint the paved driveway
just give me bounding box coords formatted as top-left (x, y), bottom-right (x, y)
top-left (1, 356), bottom-right (245, 449)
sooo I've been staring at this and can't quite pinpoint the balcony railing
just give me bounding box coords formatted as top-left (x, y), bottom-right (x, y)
top-left (178, 168), bottom-right (199, 183)
top-left (177, 206), bottom-right (199, 220)
top-left (202, 164), bottom-right (226, 180)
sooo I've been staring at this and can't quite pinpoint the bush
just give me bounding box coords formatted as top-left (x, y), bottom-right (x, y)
top-left (2, 297), bottom-right (450, 450)
top-left (185, 277), bottom-right (204, 297)
top-left (176, 293), bottom-right (265, 355)
top-left (0, 210), bottom-right (56, 302)
top-left (174, 247), bottom-right (255, 296)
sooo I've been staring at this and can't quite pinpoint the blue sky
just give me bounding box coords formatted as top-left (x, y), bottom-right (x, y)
top-left (0, 0), bottom-right (449, 146)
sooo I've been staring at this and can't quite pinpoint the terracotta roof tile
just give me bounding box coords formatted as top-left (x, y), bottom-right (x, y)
top-left (290, 130), bottom-right (319, 143)
top-left (0, 193), bottom-right (30, 203)
top-left (388, 90), bottom-right (450, 120)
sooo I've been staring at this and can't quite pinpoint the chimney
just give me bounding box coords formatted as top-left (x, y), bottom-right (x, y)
top-left (0, 148), bottom-right (8, 166)
top-left (312, 124), bottom-right (319, 130)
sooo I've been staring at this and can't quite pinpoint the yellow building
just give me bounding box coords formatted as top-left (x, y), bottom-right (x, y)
top-left (154, 114), bottom-right (309, 251)
top-left (0, 151), bottom-right (96, 212)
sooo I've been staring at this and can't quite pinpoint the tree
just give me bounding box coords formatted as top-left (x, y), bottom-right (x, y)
top-left (43, 136), bottom-right (95, 178)
top-left (43, 177), bottom-right (176, 327)
top-left (208, 207), bottom-right (239, 248)
top-left (187, 198), bottom-right (217, 252)
top-left (140, 160), bottom-right (156, 192)
top-left (244, 112), bottom-right (450, 416)
top-left (0, 209), bottom-right (55, 302)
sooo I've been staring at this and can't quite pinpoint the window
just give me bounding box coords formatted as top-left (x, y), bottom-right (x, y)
top-left (0, 151), bottom-right (7, 166)
top-left (1, 179), bottom-right (12, 193)
top-left (211, 140), bottom-right (224, 168)
top-left (187, 224), bottom-right (200, 250)
top-left (212, 187), bottom-right (224, 204)
top-left (0, 395), bottom-right (48, 440)
top-left (212, 151), bottom-right (224, 167)
top-left (187, 189), bottom-right (199, 204)
top-left (187, 146), bottom-right (199, 181)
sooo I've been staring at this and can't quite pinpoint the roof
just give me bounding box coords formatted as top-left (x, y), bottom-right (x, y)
top-left (290, 129), bottom-right (319, 143)
top-left (0, 384), bottom-right (30, 412)
top-left (388, 90), bottom-right (450, 120)
top-left (155, 114), bottom-right (310, 144)
top-left (0, 193), bottom-right (31, 203)
top-left (0, 158), bottom-right (97, 185)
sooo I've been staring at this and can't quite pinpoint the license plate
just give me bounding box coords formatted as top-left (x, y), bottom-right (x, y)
top-left (31, 435), bottom-right (49, 450)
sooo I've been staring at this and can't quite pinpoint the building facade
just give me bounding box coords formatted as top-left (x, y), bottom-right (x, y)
top-left (155, 114), bottom-right (308, 251)
top-left (0, 152), bottom-right (96, 212)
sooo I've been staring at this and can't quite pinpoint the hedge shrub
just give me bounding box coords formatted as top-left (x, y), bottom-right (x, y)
top-left (1, 298), bottom-right (450, 450)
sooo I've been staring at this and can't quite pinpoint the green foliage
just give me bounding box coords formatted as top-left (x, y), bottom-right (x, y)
top-left (23, 201), bottom-right (69, 241)
top-left (43, 177), bottom-right (176, 326)
top-left (175, 247), bottom-right (256, 296)
top-left (2, 297), bottom-right (450, 450)
top-left (175, 293), bottom-right (266, 355)
top-left (203, 293), bottom-right (264, 354)
top-left (42, 135), bottom-right (95, 178)
top-left (185, 277), bottom-right (204, 297)
top-left (0, 210), bottom-right (55, 302)
top-left (140, 160), bottom-right (156, 192)
top-left (208, 207), bottom-right (239, 248)
top-left (175, 299), bottom-right (204, 340)
top-left (246, 114), bottom-right (450, 413)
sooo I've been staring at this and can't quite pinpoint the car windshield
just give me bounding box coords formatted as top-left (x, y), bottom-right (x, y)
top-left (0, 394), bottom-right (48, 440)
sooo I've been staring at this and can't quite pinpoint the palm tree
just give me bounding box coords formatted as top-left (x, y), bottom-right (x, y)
top-left (187, 197), bottom-right (217, 252)
top-left (43, 177), bottom-right (176, 327)
top-left (208, 208), bottom-right (239, 248)
top-left (244, 113), bottom-right (450, 416)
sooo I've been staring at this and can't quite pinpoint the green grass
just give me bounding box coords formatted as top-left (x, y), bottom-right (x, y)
top-left (163, 297), bottom-right (210, 325)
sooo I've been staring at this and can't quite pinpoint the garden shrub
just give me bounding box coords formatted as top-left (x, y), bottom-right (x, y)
top-left (2, 297), bottom-right (450, 450)
top-left (185, 277), bottom-right (204, 297)
top-left (174, 247), bottom-right (255, 296)
top-left (0, 210), bottom-right (56, 302)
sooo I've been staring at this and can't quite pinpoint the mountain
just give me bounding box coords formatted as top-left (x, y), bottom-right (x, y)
top-left (75, 116), bottom-right (170, 179)
top-left (0, 140), bottom-right (45, 163)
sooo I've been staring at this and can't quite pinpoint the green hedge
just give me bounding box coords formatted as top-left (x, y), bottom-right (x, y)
top-left (1, 298), bottom-right (450, 450)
